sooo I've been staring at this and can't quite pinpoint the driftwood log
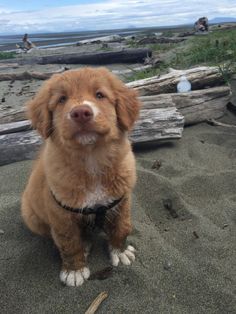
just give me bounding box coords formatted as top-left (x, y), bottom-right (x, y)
top-left (0, 130), bottom-right (42, 165)
top-left (140, 86), bottom-right (231, 125)
top-left (127, 66), bottom-right (225, 95)
top-left (0, 63), bottom-right (19, 70)
top-left (14, 49), bottom-right (152, 65)
top-left (0, 109), bottom-right (26, 124)
top-left (0, 104), bottom-right (184, 165)
top-left (0, 65), bottom-right (152, 82)
top-left (130, 106), bottom-right (184, 143)
top-left (0, 67), bottom-right (68, 82)
top-left (0, 120), bottom-right (31, 135)
top-left (77, 35), bottom-right (123, 45)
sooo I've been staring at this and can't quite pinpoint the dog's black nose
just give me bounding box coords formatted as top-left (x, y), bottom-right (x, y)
top-left (70, 105), bottom-right (93, 123)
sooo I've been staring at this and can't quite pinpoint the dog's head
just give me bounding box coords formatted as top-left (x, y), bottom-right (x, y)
top-left (27, 67), bottom-right (140, 147)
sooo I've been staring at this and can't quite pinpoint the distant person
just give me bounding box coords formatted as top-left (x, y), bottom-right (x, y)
top-left (16, 33), bottom-right (36, 51)
top-left (194, 17), bottom-right (209, 32)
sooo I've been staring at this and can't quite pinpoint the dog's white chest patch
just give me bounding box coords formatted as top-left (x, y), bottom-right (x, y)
top-left (82, 184), bottom-right (114, 208)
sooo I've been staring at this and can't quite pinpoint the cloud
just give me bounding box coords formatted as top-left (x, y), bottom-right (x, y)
top-left (0, 0), bottom-right (236, 34)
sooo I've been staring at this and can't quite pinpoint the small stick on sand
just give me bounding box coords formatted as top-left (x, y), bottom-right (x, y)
top-left (85, 291), bottom-right (108, 314)
top-left (207, 119), bottom-right (236, 128)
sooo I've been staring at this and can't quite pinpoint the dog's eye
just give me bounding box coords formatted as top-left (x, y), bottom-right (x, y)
top-left (96, 92), bottom-right (105, 99)
top-left (58, 95), bottom-right (67, 104)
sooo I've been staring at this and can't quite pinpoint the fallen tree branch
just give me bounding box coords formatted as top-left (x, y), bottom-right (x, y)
top-left (207, 119), bottom-right (236, 128)
top-left (85, 291), bottom-right (108, 314)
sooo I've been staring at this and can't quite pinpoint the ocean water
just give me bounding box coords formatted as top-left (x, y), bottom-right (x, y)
top-left (0, 29), bottom-right (141, 51)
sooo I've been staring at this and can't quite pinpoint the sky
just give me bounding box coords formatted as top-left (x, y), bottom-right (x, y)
top-left (0, 0), bottom-right (236, 35)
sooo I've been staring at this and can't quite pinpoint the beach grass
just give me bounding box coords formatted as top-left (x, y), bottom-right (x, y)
top-left (126, 28), bottom-right (236, 82)
top-left (0, 51), bottom-right (16, 59)
top-left (171, 29), bottom-right (236, 68)
top-left (126, 66), bottom-right (164, 82)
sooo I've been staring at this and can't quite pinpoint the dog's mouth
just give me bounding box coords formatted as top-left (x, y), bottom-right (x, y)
top-left (71, 120), bottom-right (111, 143)
top-left (60, 115), bottom-right (112, 145)
top-left (74, 131), bottom-right (98, 145)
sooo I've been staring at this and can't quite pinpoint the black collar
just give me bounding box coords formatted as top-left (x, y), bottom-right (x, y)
top-left (51, 190), bottom-right (123, 215)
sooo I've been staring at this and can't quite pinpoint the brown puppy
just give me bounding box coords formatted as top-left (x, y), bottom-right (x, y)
top-left (21, 67), bottom-right (141, 286)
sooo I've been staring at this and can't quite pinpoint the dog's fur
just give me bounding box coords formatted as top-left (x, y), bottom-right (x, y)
top-left (21, 67), bottom-right (140, 286)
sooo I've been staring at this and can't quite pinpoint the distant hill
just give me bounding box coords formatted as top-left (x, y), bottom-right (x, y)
top-left (209, 17), bottom-right (236, 24)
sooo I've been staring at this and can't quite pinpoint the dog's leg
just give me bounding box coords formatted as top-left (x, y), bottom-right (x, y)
top-left (21, 202), bottom-right (51, 237)
top-left (106, 197), bottom-right (136, 266)
top-left (51, 223), bottom-right (90, 287)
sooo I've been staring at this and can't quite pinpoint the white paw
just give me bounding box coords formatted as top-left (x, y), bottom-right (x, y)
top-left (109, 245), bottom-right (136, 267)
top-left (60, 267), bottom-right (90, 287)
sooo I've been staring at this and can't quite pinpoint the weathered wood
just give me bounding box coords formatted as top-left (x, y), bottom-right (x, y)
top-left (0, 109), bottom-right (26, 124)
top-left (77, 35), bottom-right (123, 45)
top-left (0, 130), bottom-right (42, 165)
top-left (15, 49), bottom-right (152, 65)
top-left (130, 107), bottom-right (184, 143)
top-left (0, 67), bottom-right (68, 81)
top-left (0, 106), bottom-right (184, 165)
top-left (84, 291), bottom-right (108, 314)
top-left (0, 65), bottom-right (151, 82)
top-left (171, 86), bottom-right (230, 125)
top-left (140, 86), bottom-right (231, 125)
top-left (0, 63), bottom-right (19, 70)
top-left (127, 66), bottom-right (225, 95)
top-left (0, 120), bottom-right (31, 135)
top-left (207, 119), bottom-right (236, 128)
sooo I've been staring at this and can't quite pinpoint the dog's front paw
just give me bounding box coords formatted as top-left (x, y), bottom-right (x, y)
top-left (60, 267), bottom-right (90, 287)
top-left (109, 245), bottom-right (136, 266)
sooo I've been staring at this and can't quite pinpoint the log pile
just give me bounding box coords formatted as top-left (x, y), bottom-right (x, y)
top-left (0, 66), bottom-right (232, 165)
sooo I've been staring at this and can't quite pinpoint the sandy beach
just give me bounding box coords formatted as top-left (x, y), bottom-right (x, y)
top-left (0, 30), bottom-right (236, 313)
top-left (0, 107), bottom-right (236, 313)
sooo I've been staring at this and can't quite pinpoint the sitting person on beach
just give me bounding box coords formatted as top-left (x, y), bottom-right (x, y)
top-left (16, 33), bottom-right (36, 51)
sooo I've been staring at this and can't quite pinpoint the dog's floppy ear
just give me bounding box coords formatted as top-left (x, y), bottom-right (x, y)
top-left (27, 82), bottom-right (53, 139)
top-left (115, 85), bottom-right (141, 132)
